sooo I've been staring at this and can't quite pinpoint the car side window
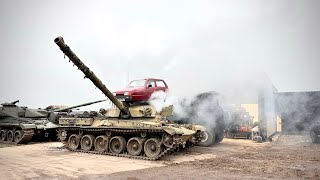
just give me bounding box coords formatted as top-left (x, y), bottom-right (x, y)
top-left (147, 80), bottom-right (155, 87)
top-left (156, 80), bottom-right (166, 87)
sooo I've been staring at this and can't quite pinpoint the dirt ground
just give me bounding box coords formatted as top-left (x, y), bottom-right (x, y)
top-left (0, 134), bottom-right (319, 180)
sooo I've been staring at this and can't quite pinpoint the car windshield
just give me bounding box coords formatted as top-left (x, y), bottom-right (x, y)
top-left (128, 80), bottom-right (146, 88)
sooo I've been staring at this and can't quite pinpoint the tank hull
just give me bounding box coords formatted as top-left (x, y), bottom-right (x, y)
top-left (58, 117), bottom-right (199, 160)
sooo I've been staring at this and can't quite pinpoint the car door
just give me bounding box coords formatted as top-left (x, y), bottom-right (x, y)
top-left (145, 80), bottom-right (156, 100)
top-left (155, 80), bottom-right (168, 92)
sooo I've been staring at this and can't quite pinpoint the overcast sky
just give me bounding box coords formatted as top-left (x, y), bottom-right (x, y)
top-left (0, 0), bottom-right (319, 109)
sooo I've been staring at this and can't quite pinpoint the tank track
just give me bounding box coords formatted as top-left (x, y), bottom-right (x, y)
top-left (60, 127), bottom-right (179, 160)
top-left (0, 129), bottom-right (34, 144)
top-left (64, 144), bottom-right (175, 160)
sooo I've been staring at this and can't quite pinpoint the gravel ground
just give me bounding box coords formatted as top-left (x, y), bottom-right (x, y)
top-left (0, 134), bottom-right (319, 180)
top-left (84, 134), bottom-right (320, 180)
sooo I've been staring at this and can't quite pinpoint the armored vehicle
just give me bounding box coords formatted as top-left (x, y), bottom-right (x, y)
top-left (54, 36), bottom-right (204, 160)
top-left (0, 100), bottom-right (105, 144)
top-left (0, 100), bottom-right (58, 144)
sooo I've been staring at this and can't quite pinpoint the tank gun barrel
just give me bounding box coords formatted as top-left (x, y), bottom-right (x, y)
top-left (54, 36), bottom-right (130, 116)
top-left (54, 99), bottom-right (106, 112)
top-left (11, 100), bottom-right (19, 105)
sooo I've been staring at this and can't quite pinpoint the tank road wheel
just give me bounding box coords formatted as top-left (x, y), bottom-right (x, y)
top-left (94, 135), bottom-right (109, 152)
top-left (144, 138), bottom-right (162, 158)
top-left (162, 133), bottom-right (174, 148)
top-left (0, 130), bottom-right (7, 141)
top-left (7, 130), bottom-right (14, 142)
top-left (127, 137), bottom-right (145, 156)
top-left (81, 134), bottom-right (95, 151)
top-left (59, 130), bottom-right (67, 141)
top-left (14, 130), bottom-right (23, 143)
top-left (109, 136), bottom-right (126, 154)
top-left (68, 134), bottom-right (81, 150)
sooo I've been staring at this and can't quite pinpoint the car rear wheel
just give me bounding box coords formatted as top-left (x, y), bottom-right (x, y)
top-left (198, 131), bottom-right (215, 147)
top-left (214, 133), bottom-right (224, 143)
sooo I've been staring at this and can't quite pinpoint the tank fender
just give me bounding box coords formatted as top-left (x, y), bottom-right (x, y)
top-left (99, 120), bottom-right (113, 126)
top-left (19, 124), bottom-right (36, 129)
top-left (162, 127), bottom-right (183, 136)
top-left (191, 124), bottom-right (207, 132)
top-left (44, 122), bottom-right (59, 129)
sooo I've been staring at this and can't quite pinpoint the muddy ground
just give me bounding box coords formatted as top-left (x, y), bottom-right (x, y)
top-left (0, 134), bottom-right (319, 180)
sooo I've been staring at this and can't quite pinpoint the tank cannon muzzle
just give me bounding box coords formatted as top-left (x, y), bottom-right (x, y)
top-left (54, 36), bottom-right (64, 48)
top-left (54, 36), bottom-right (130, 118)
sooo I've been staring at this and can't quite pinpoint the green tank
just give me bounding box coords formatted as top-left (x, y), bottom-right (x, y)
top-left (0, 100), bottom-right (58, 144)
top-left (54, 36), bottom-right (204, 160)
top-left (0, 99), bottom-right (106, 144)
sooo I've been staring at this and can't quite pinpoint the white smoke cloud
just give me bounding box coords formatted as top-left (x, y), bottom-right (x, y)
top-left (276, 91), bottom-right (320, 133)
top-left (149, 91), bottom-right (225, 131)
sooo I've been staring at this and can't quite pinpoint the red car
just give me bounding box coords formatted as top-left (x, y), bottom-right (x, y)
top-left (113, 78), bottom-right (169, 103)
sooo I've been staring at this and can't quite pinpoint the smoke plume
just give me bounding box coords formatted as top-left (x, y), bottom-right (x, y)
top-left (149, 91), bottom-right (225, 132)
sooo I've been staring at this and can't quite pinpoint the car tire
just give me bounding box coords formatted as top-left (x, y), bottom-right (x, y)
top-left (198, 130), bottom-right (215, 147)
top-left (214, 133), bottom-right (224, 143)
top-left (247, 133), bottom-right (252, 139)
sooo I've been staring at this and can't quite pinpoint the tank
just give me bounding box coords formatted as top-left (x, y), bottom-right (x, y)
top-left (54, 36), bottom-right (204, 160)
top-left (0, 100), bottom-right (58, 144)
top-left (0, 99), bottom-right (106, 144)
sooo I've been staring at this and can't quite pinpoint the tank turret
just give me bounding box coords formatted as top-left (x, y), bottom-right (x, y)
top-left (39, 99), bottom-right (107, 123)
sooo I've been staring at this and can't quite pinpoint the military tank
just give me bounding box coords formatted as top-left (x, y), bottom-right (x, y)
top-left (0, 100), bottom-right (58, 144)
top-left (0, 99), bottom-right (105, 144)
top-left (54, 36), bottom-right (204, 160)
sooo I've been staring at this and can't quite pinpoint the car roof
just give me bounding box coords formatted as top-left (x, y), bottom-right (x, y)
top-left (144, 78), bottom-right (164, 81)
top-left (131, 78), bottom-right (164, 81)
